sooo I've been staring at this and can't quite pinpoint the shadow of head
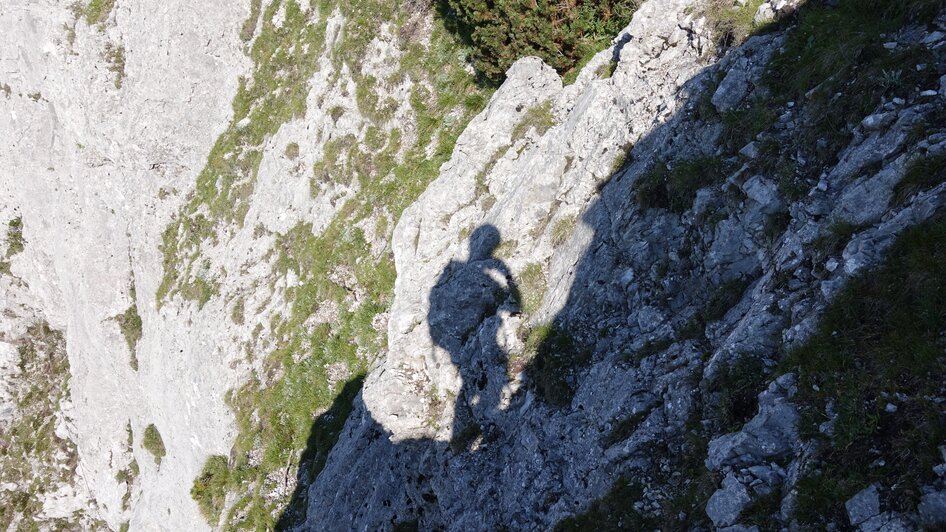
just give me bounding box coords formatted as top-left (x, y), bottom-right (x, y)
top-left (468, 224), bottom-right (501, 261)
top-left (427, 223), bottom-right (510, 359)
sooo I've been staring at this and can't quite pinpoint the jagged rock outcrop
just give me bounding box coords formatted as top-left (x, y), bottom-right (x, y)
top-left (298, 0), bottom-right (946, 530)
top-left (2, 0), bottom-right (945, 530)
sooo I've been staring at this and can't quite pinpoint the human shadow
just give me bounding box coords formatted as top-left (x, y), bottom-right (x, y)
top-left (426, 225), bottom-right (519, 450)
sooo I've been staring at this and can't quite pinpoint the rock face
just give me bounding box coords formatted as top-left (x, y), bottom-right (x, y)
top-left (1, 0), bottom-right (945, 530)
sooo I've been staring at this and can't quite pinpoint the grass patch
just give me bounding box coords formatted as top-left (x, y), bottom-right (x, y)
top-left (780, 214), bottom-right (946, 526)
top-left (104, 44), bottom-right (126, 89)
top-left (142, 424), bottom-right (166, 465)
top-left (891, 151), bottom-right (946, 206)
top-left (702, 0), bottom-right (769, 52)
top-left (83, 0), bottom-right (115, 26)
top-left (518, 263), bottom-right (546, 315)
top-left (511, 100), bottom-right (555, 143)
top-left (762, 0), bottom-right (944, 172)
top-left (635, 157), bottom-right (724, 214)
top-left (6, 217), bottom-right (24, 257)
top-left (0, 322), bottom-right (91, 529)
top-left (550, 215), bottom-right (577, 247)
top-left (191, 455), bottom-right (230, 525)
top-left (555, 479), bottom-right (650, 530)
top-left (809, 221), bottom-right (864, 271)
top-left (116, 283), bottom-right (142, 371)
top-left (680, 277), bottom-right (751, 341)
top-left (284, 142), bottom-right (300, 160)
top-left (522, 323), bottom-right (591, 407)
top-left (707, 355), bottom-right (768, 432)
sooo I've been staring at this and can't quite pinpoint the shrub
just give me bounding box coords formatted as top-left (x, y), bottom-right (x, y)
top-left (116, 302), bottom-right (142, 370)
top-left (635, 157), bottom-right (724, 213)
top-left (142, 424), bottom-right (166, 464)
top-left (191, 455), bottom-right (230, 524)
top-left (284, 142), bottom-right (300, 160)
top-left (442, 0), bottom-right (643, 82)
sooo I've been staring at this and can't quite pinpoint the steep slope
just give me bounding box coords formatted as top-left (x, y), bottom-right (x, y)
top-left (301, 0), bottom-right (946, 529)
top-left (1, 0), bottom-right (945, 530)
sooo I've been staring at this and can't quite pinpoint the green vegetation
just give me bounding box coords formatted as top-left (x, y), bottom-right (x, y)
top-left (163, 1), bottom-right (495, 527)
top-left (596, 60), bottom-right (619, 80)
top-left (521, 323), bottom-right (591, 407)
top-left (116, 283), bottom-right (142, 371)
top-left (0, 322), bottom-right (92, 529)
top-left (240, 0), bottom-right (264, 42)
top-left (809, 221), bottom-right (864, 273)
top-left (511, 100), bottom-right (556, 143)
top-left (761, 0), bottom-right (944, 171)
top-left (556, 479), bottom-right (649, 530)
top-left (550, 215), bottom-right (577, 247)
top-left (6, 217), bottom-right (24, 257)
top-left (142, 424), bottom-right (166, 465)
top-left (702, 0), bottom-right (769, 51)
top-left (892, 151), bottom-right (946, 206)
top-left (83, 0), bottom-right (115, 26)
top-left (781, 214), bottom-right (946, 526)
top-left (720, 101), bottom-right (777, 153)
top-left (707, 355), bottom-right (768, 432)
top-left (602, 410), bottom-right (650, 448)
top-left (104, 44), bottom-right (126, 89)
top-left (115, 422), bottom-right (138, 511)
top-left (191, 455), bottom-right (230, 524)
top-left (275, 376), bottom-right (364, 527)
top-left (518, 263), bottom-right (546, 315)
top-left (284, 142), bottom-right (300, 160)
top-left (680, 277), bottom-right (752, 341)
top-left (635, 157), bottom-right (724, 214)
top-left (442, 0), bottom-right (642, 82)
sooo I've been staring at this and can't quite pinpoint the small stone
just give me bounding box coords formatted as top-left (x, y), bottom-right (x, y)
top-left (920, 90), bottom-right (939, 98)
top-left (892, 97), bottom-right (906, 105)
top-left (923, 31), bottom-right (945, 44)
top-left (825, 258), bottom-right (839, 272)
top-left (917, 63), bottom-right (928, 71)
top-left (885, 403), bottom-right (897, 413)
top-left (861, 112), bottom-right (894, 131)
top-left (740, 141), bottom-right (760, 159)
top-left (883, 42), bottom-right (898, 49)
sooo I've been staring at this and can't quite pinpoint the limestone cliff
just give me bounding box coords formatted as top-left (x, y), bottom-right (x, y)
top-left (1, 0), bottom-right (946, 530)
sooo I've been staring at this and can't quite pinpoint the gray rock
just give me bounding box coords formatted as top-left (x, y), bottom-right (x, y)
top-left (918, 490), bottom-right (946, 526)
top-left (859, 512), bottom-right (914, 532)
top-left (846, 484), bottom-right (880, 527)
top-left (707, 376), bottom-right (799, 470)
top-left (707, 474), bottom-right (753, 527)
